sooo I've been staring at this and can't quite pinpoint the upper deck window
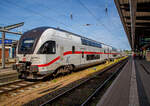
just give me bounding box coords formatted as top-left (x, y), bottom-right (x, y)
top-left (37, 41), bottom-right (56, 54)
top-left (81, 37), bottom-right (102, 48)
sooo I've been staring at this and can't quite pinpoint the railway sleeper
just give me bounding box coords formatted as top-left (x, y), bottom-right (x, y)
top-left (18, 71), bottom-right (39, 79)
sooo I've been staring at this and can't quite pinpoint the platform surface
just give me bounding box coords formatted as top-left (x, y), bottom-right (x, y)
top-left (97, 57), bottom-right (150, 106)
top-left (135, 60), bottom-right (150, 106)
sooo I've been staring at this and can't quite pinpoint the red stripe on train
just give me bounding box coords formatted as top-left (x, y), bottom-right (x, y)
top-left (36, 51), bottom-right (119, 67)
top-left (37, 56), bottom-right (60, 67)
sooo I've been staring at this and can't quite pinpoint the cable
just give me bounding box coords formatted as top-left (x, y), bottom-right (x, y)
top-left (77, 0), bottom-right (122, 48)
top-left (0, 3), bottom-right (30, 22)
top-left (0, 0), bottom-right (84, 40)
top-left (78, 0), bottom-right (115, 36)
top-left (2, 0), bottom-right (74, 32)
top-left (28, 0), bottom-right (87, 35)
top-left (2, 0), bottom-right (88, 36)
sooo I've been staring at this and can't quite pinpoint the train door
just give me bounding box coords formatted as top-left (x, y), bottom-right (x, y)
top-left (71, 45), bottom-right (80, 65)
top-left (60, 46), bottom-right (64, 63)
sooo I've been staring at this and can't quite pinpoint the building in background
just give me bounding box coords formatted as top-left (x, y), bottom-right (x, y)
top-left (0, 39), bottom-right (17, 60)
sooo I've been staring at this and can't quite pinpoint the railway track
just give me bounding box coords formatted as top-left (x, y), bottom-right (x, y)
top-left (0, 73), bottom-right (18, 83)
top-left (81, 61), bottom-right (126, 106)
top-left (0, 79), bottom-right (40, 94)
top-left (39, 58), bottom-right (128, 106)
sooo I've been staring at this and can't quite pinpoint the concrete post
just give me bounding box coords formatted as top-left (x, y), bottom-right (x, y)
top-left (2, 30), bottom-right (5, 68)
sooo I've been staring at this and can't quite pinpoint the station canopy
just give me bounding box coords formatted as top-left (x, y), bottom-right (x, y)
top-left (115, 0), bottom-right (150, 51)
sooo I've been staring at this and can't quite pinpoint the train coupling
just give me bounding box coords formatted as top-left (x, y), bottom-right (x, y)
top-left (12, 63), bottom-right (26, 72)
top-left (12, 63), bottom-right (39, 73)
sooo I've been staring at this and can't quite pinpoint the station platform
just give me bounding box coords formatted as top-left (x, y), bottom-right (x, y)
top-left (97, 57), bottom-right (150, 106)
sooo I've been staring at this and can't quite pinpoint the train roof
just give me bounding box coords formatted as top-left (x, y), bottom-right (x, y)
top-left (23, 26), bottom-right (116, 49)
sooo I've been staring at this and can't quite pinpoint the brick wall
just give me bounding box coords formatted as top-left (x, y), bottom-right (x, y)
top-left (0, 48), bottom-right (9, 59)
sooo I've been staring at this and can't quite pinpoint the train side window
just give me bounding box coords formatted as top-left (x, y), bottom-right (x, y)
top-left (37, 41), bottom-right (56, 54)
top-left (86, 54), bottom-right (100, 61)
top-left (72, 46), bottom-right (75, 53)
top-left (82, 51), bottom-right (84, 58)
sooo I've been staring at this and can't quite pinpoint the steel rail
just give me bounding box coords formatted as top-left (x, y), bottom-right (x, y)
top-left (0, 74), bottom-right (18, 81)
top-left (81, 60), bottom-right (127, 106)
top-left (40, 58), bottom-right (128, 106)
top-left (0, 80), bottom-right (40, 94)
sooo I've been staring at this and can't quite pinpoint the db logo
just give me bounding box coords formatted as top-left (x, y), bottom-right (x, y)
top-left (23, 57), bottom-right (26, 61)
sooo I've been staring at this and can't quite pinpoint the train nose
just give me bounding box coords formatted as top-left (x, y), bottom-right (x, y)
top-left (30, 56), bottom-right (40, 64)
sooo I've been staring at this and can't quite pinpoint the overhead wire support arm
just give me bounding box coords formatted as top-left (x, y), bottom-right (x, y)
top-left (4, 22), bottom-right (24, 30)
top-left (0, 22), bottom-right (24, 68)
top-left (0, 29), bottom-right (22, 35)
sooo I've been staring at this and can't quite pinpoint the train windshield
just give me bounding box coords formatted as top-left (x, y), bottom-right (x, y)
top-left (20, 38), bottom-right (35, 53)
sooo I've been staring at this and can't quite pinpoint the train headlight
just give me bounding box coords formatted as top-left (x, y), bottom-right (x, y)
top-left (30, 65), bottom-right (39, 72)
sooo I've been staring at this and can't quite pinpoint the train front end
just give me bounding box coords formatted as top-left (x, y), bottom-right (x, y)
top-left (13, 27), bottom-right (49, 79)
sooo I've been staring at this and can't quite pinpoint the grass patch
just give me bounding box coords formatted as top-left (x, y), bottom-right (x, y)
top-left (52, 79), bottom-right (57, 83)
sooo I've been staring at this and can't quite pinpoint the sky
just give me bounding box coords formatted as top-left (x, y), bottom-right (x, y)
top-left (0, 0), bottom-right (131, 50)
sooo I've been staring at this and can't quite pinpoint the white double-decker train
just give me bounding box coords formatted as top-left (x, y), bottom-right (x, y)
top-left (13, 27), bottom-right (121, 79)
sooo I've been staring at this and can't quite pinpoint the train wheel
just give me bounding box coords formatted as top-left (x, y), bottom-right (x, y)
top-left (64, 66), bottom-right (70, 75)
top-left (67, 65), bottom-right (73, 73)
top-left (53, 67), bottom-right (64, 77)
top-left (53, 65), bottom-right (74, 77)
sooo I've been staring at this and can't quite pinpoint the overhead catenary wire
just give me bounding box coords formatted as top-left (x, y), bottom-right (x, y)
top-left (2, 0), bottom-right (84, 35)
top-left (77, 0), bottom-right (120, 49)
top-left (26, 0), bottom-right (87, 35)
top-left (102, 0), bottom-right (122, 32)
top-left (0, 0), bottom-right (87, 40)
top-left (0, 3), bottom-right (32, 24)
top-left (1, 0), bottom-right (118, 48)
top-left (0, 3), bottom-right (38, 33)
top-left (4, 0), bottom-right (70, 27)
top-left (1, 0), bottom-right (98, 38)
top-left (78, 0), bottom-right (116, 37)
